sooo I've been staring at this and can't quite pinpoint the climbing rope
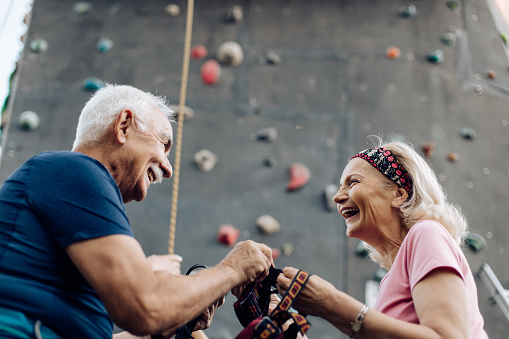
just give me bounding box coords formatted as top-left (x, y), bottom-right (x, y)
top-left (169, 0), bottom-right (195, 254)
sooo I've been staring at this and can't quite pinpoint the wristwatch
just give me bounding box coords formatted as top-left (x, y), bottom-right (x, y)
top-left (350, 304), bottom-right (369, 338)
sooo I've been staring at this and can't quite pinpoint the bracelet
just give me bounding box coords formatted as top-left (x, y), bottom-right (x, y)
top-left (349, 304), bottom-right (369, 338)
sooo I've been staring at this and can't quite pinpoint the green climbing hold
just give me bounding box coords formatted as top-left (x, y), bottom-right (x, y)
top-left (500, 32), bottom-right (508, 46)
top-left (446, 1), bottom-right (459, 13)
top-left (30, 39), bottom-right (49, 53)
top-left (426, 49), bottom-right (444, 64)
top-left (441, 32), bottom-right (456, 47)
top-left (465, 233), bottom-right (486, 253)
top-left (400, 4), bottom-right (416, 18)
top-left (97, 38), bottom-right (114, 53)
top-left (460, 126), bottom-right (476, 140)
top-left (355, 241), bottom-right (369, 257)
top-left (374, 268), bottom-right (388, 282)
top-left (83, 78), bottom-right (106, 91)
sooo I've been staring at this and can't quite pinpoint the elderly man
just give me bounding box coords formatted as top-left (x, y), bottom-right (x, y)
top-left (0, 85), bottom-right (273, 338)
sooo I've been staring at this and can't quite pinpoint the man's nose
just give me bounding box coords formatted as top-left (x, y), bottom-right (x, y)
top-left (161, 158), bottom-right (173, 179)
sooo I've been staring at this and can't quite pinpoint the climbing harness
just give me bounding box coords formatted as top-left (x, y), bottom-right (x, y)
top-left (234, 268), bottom-right (311, 339)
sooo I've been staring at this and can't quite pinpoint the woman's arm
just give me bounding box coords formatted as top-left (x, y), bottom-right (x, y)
top-left (277, 267), bottom-right (469, 339)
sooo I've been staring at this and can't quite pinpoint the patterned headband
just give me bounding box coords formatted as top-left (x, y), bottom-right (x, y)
top-left (351, 147), bottom-right (413, 197)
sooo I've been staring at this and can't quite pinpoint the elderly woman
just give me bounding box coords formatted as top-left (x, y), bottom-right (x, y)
top-left (277, 140), bottom-right (488, 338)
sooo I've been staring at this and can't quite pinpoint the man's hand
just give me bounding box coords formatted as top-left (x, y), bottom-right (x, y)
top-left (219, 240), bottom-right (273, 287)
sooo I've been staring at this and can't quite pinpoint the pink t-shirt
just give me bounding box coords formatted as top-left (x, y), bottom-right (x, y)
top-left (375, 220), bottom-right (488, 338)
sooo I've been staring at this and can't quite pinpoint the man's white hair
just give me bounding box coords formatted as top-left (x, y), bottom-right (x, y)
top-left (72, 84), bottom-right (174, 150)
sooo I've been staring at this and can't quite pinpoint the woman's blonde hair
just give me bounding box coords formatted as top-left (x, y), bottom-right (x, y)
top-left (363, 137), bottom-right (469, 267)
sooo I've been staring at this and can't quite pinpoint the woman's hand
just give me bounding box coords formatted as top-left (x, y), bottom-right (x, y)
top-left (193, 296), bottom-right (225, 331)
top-left (146, 254), bottom-right (182, 275)
top-left (277, 267), bottom-right (337, 319)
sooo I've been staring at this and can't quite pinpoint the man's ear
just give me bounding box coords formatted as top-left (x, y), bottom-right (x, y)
top-left (391, 186), bottom-right (409, 208)
top-left (114, 109), bottom-right (134, 144)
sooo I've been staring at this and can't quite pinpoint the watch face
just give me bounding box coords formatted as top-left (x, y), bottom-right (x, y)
top-left (352, 321), bottom-right (362, 332)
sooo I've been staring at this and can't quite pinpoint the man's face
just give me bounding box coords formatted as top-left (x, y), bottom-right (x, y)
top-left (121, 106), bottom-right (173, 203)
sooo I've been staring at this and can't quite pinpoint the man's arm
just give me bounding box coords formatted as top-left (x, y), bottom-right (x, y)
top-left (67, 235), bottom-right (272, 336)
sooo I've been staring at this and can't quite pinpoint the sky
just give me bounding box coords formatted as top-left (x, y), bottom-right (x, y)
top-left (0, 0), bottom-right (32, 111)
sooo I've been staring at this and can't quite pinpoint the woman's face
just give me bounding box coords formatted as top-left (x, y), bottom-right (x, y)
top-left (334, 158), bottom-right (400, 244)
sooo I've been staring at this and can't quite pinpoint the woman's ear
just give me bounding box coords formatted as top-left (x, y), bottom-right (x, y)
top-left (391, 187), bottom-right (409, 208)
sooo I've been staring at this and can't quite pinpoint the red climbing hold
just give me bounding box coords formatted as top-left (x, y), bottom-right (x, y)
top-left (201, 59), bottom-right (221, 85)
top-left (271, 248), bottom-right (281, 261)
top-left (217, 224), bottom-right (240, 246)
top-left (286, 162), bottom-right (310, 191)
top-left (191, 44), bottom-right (208, 59)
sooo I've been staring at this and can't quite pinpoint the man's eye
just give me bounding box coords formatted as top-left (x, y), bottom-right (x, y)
top-left (350, 179), bottom-right (359, 186)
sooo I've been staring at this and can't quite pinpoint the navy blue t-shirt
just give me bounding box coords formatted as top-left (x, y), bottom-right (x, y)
top-left (0, 152), bottom-right (134, 338)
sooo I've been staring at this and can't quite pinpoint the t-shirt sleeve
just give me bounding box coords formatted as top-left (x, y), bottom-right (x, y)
top-left (405, 221), bottom-right (465, 291)
top-left (26, 154), bottom-right (133, 248)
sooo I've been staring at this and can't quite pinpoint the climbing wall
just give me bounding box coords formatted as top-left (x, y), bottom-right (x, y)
top-left (1, 0), bottom-right (508, 337)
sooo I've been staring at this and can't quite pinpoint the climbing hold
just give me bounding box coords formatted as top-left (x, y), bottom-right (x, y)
top-left (286, 163), bottom-right (310, 192)
top-left (194, 149), bottom-right (218, 172)
top-left (217, 224), bottom-right (240, 246)
top-left (386, 46), bottom-right (401, 59)
top-left (465, 233), bottom-right (486, 253)
top-left (97, 37), bottom-right (114, 53)
top-left (323, 184), bottom-right (339, 212)
top-left (250, 127), bottom-right (277, 142)
top-left (399, 4), bottom-right (416, 18)
top-left (29, 39), bottom-right (48, 53)
top-left (73, 2), bottom-right (91, 16)
top-left (165, 4), bottom-right (180, 16)
top-left (282, 243), bottom-right (294, 256)
top-left (271, 248), bottom-right (281, 261)
top-left (263, 155), bottom-right (276, 167)
top-left (226, 5), bottom-right (243, 24)
top-left (355, 241), bottom-right (369, 257)
top-left (255, 215), bottom-right (281, 235)
top-left (170, 105), bottom-right (195, 121)
top-left (446, 1), bottom-right (459, 13)
top-left (500, 32), bottom-right (508, 46)
top-left (475, 84), bottom-right (483, 95)
top-left (217, 41), bottom-right (244, 66)
top-left (265, 50), bottom-right (281, 65)
top-left (18, 111), bottom-right (40, 131)
top-left (191, 44), bottom-right (208, 59)
top-left (421, 141), bottom-right (436, 158)
top-left (447, 152), bottom-right (460, 162)
top-left (200, 60), bottom-right (221, 85)
top-left (83, 77), bottom-right (105, 91)
top-left (136, 5), bottom-right (149, 16)
top-left (374, 268), bottom-right (388, 282)
top-left (426, 49), bottom-right (444, 64)
top-left (441, 32), bottom-right (457, 47)
top-left (487, 70), bottom-right (497, 79)
top-left (459, 126), bottom-right (476, 140)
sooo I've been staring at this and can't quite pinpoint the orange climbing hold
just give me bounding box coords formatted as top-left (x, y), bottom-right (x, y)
top-left (286, 162), bottom-right (310, 191)
top-left (201, 59), bottom-right (221, 85)
top-left (217, 224), bottom-right (240, 246)
top-left (386, 46), bottom-right (401, 59)
top-left (191, 44), bottom-right (208, 59)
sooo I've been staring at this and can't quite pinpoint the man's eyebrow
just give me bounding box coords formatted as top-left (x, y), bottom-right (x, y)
top-left (159, 131), bottom-right (173, 147)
